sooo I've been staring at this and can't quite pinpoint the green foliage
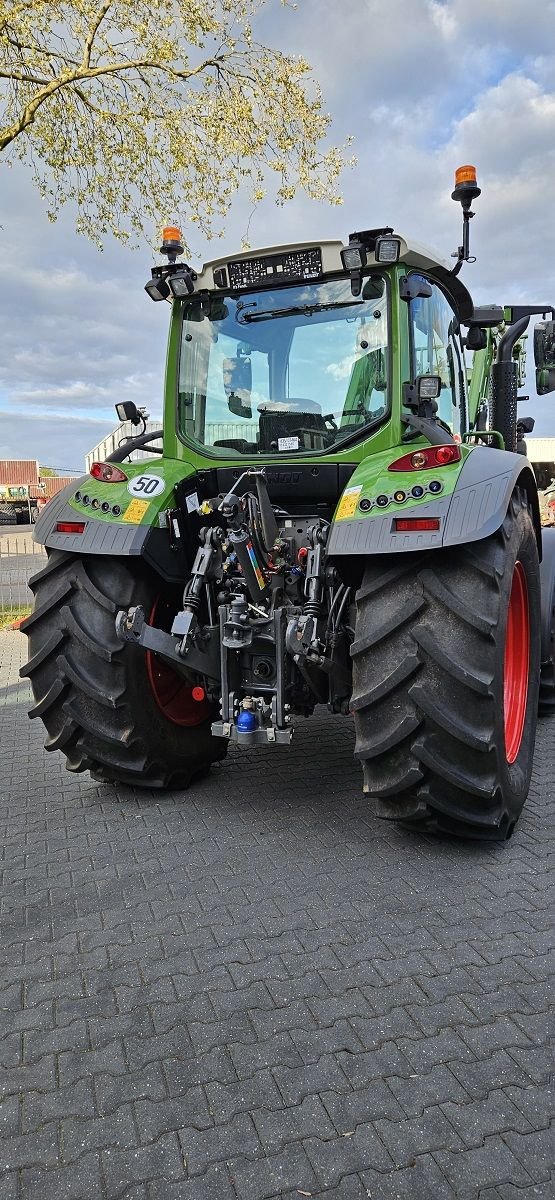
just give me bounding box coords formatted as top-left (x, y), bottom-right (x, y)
top-left (0, 1), bottom-right (351, 247)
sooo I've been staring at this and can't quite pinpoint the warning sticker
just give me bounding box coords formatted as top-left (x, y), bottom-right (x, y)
top-left (336, 485), bottom-right (362, 521)
top-left (122, 498), bottom-right (150, 523)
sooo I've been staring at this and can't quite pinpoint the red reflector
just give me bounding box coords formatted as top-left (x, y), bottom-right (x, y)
top-left (395, 518), bottom-right (440, 532)
top-left (191, 686), bottom-right (206, 702)
top-left (389, 445), bottom-right (461, 471)
top-left (90, 461), bottom-right (128, 482)
top-left (56, 521), bottom-right (86, 534)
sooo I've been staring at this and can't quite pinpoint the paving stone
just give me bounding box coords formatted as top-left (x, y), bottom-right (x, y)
top-left (304, 1122), bottom-right (393, 1186)
top-left (361, 1155), bottom-right (458, 1199)
top-left (1, 630), bottom-right (554, 1200)
top-left (337, 1040), bottom-right (414, 1088)
top-left (0, 1174), bottom-right (18, 1200)
top-left (147, 1163), bottom-right (237, 1199)
top-left (94, 1061), bottom-right (168, 1116)
top-left (205, 1069), bottom-right (283, 1122)
top-left (290, 1018), bottom-right (364, 1063)
top-left (497, 1182), bottom-right (555, 1199)
top-left (101, 1131), bottom-right (185, 1193)
top-left (502, 1127), bottom-right (555, 1182)
top-left (0, 1124), bottom-right (59, 1170)
top-left (163, 1046), bottom-right (238, 1094)
top-left (374, 1104), bottom-right (464, 1167)
top-left (62, 1104), bottom-right (137, 1162)
top-left (0, 1095), bottom-right (20, 1138)
top-left (229, 1142), bottom-right (319, 1200)
top-left (22, 1077), bottom-right (96, 1133)
top-left (21, 1156), bottom-right (105, 1200)
top-left (178, 1112), bottom-right (261, 1175)
top-left (441, 1088), bottom-right (535, 1146)
top-left (435, 1135), bottom-right (534, 1197)
top-left (230, 1031), bottom-right (303, 1078)
top-left (388, 1063), bottom-right (469, 1117)
top-left (449, 1049), bottom-right (540, 1098)
top-left (253, 1093), bottom-right (336, 1152)
top-left (322, 1077), bottom-right (405, 1127)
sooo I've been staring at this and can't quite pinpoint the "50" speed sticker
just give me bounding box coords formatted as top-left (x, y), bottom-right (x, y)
top-left (127, 473), bottom-right (165, 498)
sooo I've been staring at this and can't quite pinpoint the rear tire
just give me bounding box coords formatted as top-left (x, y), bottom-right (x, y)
top-left (351, 490), bottom-right (541, 840)
top-left (539, 528), bottom-right (555, 716)
top-left (21, 551), bottom-right (227, 788)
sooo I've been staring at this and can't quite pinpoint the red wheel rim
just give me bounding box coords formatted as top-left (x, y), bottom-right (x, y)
top-left (503, 561), bottom-right (530, 764)
top-left (146, 597), bottom-right (210, 727)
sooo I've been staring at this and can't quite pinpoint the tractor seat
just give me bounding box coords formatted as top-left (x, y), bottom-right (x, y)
top-left (212, 438), bottom-right (258, 454)
top-left (257, 399), bottom-right (327, 453)
top-left (257, 398), bottom-right (322, 415)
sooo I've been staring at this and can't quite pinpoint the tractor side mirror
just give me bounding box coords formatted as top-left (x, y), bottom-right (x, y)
top-left (536, 368), bottom-right (555, 396)
top-left (534, 321), bottom-right (555, 395)
top-left (465, 327), bottom-right (487, 351)
top-left (534, 320), bottom-right (555, 368)
top-left (223, 356), bottom-right (253, 417)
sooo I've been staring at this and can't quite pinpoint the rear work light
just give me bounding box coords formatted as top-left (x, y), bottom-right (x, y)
top-left (56, 522), bottom-right (86, 534)
top-left (388, 445), bottom-right (461, 471)
top-left (89, 462), bottom-right (128, 482)
top-left (395, 518), bottom-right (440, 532)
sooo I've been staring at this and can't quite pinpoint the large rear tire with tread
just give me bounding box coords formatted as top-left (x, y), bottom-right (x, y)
top-left (21, 551), bottom-right (227, 788)
top-left (351, 490), bottom-right (541, 840)
top-left (538, 528), bottom-right (555, 716)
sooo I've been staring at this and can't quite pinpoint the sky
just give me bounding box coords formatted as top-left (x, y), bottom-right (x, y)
top-left (1, 0), bottom-right (554, 471)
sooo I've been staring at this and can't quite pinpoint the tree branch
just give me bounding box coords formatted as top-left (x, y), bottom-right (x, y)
top-left (0, 53), bottom-right (227, 151)
top-left (0, 68), bottom-right (50, 85)
top-left (82, 2), bottom-right (113, 69)
top-left (3, 31), bottom-right (81, 68)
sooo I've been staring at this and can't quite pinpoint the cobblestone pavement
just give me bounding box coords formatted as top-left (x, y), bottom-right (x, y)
top-left (1, 630), bottom-right (553, 1200)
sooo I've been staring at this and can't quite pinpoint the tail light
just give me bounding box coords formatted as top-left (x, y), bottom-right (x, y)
top-left (56, 522), bottom-right (86, 534)
top-left (395, 518), bottom-right (440, 532)
top-left (90, 462), bottom-right (128, 482)
top-left (388, 445), bottom-right (461, 471)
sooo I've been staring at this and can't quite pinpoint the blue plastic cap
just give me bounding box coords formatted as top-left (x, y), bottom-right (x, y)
top-left (236, 709), bottom-right (258, 732)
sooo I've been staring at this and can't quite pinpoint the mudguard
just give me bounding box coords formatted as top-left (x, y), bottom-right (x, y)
top-left (327, 446), bottom-right (542, 558)
top-left (32, 464), bottom-right (192, 582)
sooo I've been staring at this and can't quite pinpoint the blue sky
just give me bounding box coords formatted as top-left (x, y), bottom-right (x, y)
top-left (0, 0), bottom-right (554, 469)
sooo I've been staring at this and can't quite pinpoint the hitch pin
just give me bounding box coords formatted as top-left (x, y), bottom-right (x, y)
top-left (248, 602), bottom-right (269, 618)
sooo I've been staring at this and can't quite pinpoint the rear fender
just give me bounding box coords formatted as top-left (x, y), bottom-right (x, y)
top-left (31, 463), bottom-right (197, 582)
top-left (326, 445), bottom-right (542, 558)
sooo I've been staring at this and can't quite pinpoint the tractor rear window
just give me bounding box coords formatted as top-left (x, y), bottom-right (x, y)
top-left (177, 276), bottom-right (389, 457)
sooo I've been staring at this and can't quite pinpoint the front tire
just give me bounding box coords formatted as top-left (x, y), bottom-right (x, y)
top-left (351, 490), bottom-right (541, 840)
top-left (21, 551), bottom-right (227, 788)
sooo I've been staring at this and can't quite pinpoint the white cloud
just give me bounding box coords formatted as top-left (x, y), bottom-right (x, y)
top-left (1, 0), bottom-right (555, 460)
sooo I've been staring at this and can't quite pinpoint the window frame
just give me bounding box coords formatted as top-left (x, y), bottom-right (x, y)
top-left (406, 272), bottom-right (469, 436)
top-left (175, 271), bottom-right (393, 459)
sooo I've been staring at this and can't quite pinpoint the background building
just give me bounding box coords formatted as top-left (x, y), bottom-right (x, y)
top-left (85, 420), bottom-right (162, 474)
top-left (525, 437), bottom-right (555, 489)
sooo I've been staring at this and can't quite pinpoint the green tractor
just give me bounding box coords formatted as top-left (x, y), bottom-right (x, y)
top-left (22, 167), bottom-right (555, 840)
